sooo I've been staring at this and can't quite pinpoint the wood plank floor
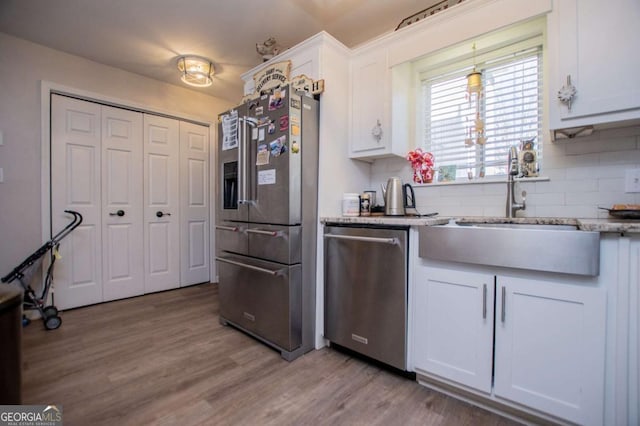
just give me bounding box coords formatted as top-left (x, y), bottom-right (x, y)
top-left (22, 283), bottom-right (520, 426)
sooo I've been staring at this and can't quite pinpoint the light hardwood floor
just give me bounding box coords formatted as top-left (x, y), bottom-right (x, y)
top-left (22, 283), bottom-right (520, 426)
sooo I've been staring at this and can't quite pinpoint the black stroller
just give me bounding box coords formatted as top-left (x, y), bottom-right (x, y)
top-left (1, 210), bottom-right (83, 330)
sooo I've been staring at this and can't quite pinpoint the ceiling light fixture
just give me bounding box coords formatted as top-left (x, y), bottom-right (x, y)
top-left (177, 55), bottom-right (214, 87)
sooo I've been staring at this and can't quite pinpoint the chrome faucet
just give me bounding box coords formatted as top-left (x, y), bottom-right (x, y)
top-left (506, 145), bottom-right (526, 218)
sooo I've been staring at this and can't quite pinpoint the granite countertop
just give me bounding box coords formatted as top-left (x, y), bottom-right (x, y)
top-left (321, 215), bottom-right (450, 227)
top-left (321, 215), bottom-right (640, 234)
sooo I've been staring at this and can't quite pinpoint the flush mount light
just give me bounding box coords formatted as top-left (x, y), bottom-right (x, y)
top-left (177, 55), bottom-right (214, 87)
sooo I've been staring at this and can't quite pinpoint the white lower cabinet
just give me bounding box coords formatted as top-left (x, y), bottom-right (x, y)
top-left (412, 263), bottom-right (607, 425)
top-left (631, 237), bottom-right (640, 426)
top-left (413, 267), bottom-right (494, 393)
top-left (494, 276), bottom-right (606, 424)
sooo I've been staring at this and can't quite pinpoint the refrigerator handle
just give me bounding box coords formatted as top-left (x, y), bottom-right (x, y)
top-left (237, 117), bottom-right (247, 204)
top-left (216, 256), bottom-right (287, 277)
top-left (238, 117), bottom-right (256, 205)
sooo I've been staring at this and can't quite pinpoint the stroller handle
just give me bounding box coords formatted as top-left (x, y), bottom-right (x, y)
top-left (1, 210), bottom-right (83, 283)
top-left (56, 210), bottom-right (83, 242)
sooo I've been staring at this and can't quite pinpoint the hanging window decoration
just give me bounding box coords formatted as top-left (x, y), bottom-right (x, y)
top-left (465, 43), bottom-right (486, 148)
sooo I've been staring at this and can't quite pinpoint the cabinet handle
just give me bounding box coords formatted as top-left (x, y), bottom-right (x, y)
top-left (482, 284), bottom-right (487, 319)
top-left (558, 74), bottom-right (577, 112)
top-left (371, 119), bottom-right (382, 142)
top-left (109, 209), bottom-right (125, 217)
top-left (216, 225), bottom-right (239, 232)
top-left (155, 211), bottom-right (171, 218)
top-left (501, 286), bottom-right (506, 323)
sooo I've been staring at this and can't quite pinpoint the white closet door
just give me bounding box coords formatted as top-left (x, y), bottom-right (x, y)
top-left (143, 115), bottom-right (180, 293)
top-left (51, 95), bottom-right (103, 310)
top-left (180, 121), bottom-right (210, 286)
top-left (101, 105), bottom-right (144, 302)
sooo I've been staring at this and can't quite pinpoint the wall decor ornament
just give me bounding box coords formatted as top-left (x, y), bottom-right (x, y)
top-left (256, 37), bottom-right (280, 62)
top-left (242, 65), bottom-right (324, 103)
top-left (465, 43), bottom-right (487, 147)
top-left (518, 137), bottom-right (539, 177)
top-left (395, 0), bottom-right (467, 30)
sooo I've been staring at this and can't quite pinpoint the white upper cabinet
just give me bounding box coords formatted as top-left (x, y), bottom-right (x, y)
top-left (349, 47), bottom-right (392, 160)
top-left (548, 0), bottom-right (640, 131)
top-left (347, 0), bottom-right (552, 160)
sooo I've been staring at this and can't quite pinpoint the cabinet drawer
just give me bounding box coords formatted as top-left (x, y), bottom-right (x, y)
top-left (215, 222), bottom-right (247, 256)
top-left (217, 254), bottom-right (301, 351)
top-left (248, 224), bottom-right (301, 264)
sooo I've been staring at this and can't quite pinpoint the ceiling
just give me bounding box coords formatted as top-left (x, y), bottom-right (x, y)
top-left (0, 0), bottom-right (435, 103)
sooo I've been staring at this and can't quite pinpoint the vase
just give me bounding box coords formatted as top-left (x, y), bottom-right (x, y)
top-left (413, 168), bottom-right (434, 184)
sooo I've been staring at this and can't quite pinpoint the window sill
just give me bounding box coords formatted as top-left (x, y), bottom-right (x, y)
top-left (413, 176), bottom-right (550, 187)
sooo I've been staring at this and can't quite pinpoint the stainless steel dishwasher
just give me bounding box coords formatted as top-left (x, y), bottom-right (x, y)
top-left (323, 224), bottom-right (409, 370)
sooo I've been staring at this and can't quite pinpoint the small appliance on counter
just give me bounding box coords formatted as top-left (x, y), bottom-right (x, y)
top-left (381, 177), bottom-right (416, 216)
top-left (363, 190), bottom-right (377, 208)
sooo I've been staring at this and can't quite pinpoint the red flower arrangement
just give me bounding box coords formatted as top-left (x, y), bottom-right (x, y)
top-left (406, 148), bottom-right (435, 184)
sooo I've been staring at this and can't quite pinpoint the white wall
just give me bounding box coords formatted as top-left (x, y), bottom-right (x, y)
top-left (371, 125), bottom-right (640, 218)
top-left (0, 32), bottom-right (234, 275)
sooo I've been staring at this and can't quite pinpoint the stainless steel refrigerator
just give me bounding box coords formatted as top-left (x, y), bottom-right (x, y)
top-left (215, 86), bottom-right (319, 361)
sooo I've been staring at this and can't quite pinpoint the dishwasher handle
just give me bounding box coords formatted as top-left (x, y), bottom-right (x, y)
top-left (324, 233), bottom-right (399, 245)
top-left (215, 257), bottom-right (286, 277)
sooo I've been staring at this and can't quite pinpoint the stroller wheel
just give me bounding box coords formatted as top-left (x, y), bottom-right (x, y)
top-left (43, 305), bottom-right (59, 317)
top-left (44, 315), bottom-right (62, 330)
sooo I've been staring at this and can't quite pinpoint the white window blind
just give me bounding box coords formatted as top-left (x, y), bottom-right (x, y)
top-left (422, 46), bottom-right (542, 178)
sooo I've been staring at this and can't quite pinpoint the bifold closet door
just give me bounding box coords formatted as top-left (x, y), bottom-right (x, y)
top-left (180, 121), bottom-right (210, 286)
top-left (101, 105), bottom-right (144, 302)
top-left (51, 95), bottom-right (103, 310)
top-left (51, 95), bottom-right (209, 309)
top-left (143, 115), bottom-right (180, 293)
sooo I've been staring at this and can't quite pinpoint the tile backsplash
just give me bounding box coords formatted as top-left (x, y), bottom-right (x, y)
top-left (370, 125), bottom-right (640, 218)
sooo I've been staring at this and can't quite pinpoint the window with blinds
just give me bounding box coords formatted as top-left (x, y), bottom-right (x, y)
top-left (421, 46), bottom-right (542, 178)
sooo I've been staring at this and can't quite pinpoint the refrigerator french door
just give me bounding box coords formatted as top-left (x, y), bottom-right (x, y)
top-left (215, 86), bottom-right (318, 361)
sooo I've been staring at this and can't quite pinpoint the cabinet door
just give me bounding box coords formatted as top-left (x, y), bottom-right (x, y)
top-left (628, 237), bottom-right (640, 426)
top-left (495, 276), bottom-right (606, 425)
top-left (143, 115), bottom-right (180, 293)
top-left (413, 265), bottom-right (494, 393)
top-left (350, 49), bottom-right (390, 158)
top-left (549, 0), bottom-right (640, 128)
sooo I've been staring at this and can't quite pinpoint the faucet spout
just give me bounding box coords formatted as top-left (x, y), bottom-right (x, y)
top-left (506, 145), bottom-right (526, 218)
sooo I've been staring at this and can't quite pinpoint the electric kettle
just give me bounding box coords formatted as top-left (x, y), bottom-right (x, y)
top-left (381, 177), bottom-right (416, 216)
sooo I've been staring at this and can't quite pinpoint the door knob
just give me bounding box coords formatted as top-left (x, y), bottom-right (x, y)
top-left (156, 211), bottom-right (172, 218)
top-left (109, 210), bottom-right (125, 217)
